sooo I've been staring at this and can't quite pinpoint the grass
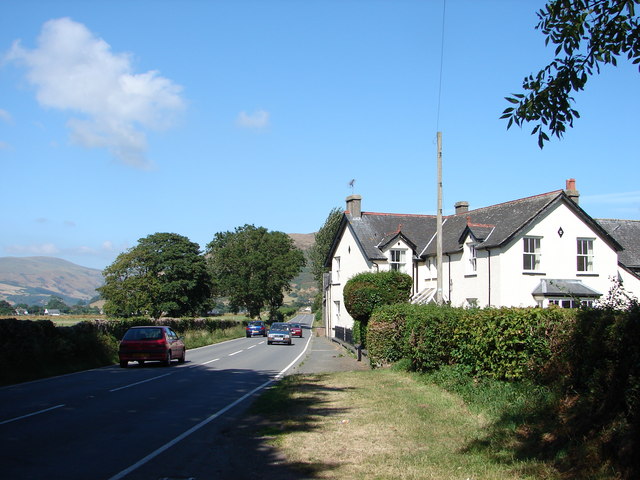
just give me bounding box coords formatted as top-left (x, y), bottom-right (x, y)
top-left (251, 369), bottom-right (562, 479)
top-left (182, 325), bottom-right (246, 349)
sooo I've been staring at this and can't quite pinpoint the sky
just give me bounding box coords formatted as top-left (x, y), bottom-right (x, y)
top-left (1, 0), bottom-right (638, 271)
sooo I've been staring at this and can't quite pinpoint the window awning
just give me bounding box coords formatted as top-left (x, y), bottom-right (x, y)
top-left (532, 279), bottom-right (601, 298)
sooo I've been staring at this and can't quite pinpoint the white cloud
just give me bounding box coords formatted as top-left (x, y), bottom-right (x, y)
top-left (6, 17), bottom-right (185, 169)
top-left (0, 108), bottom-right (12, 124)
top-left (236, 109), bottom-right (270, 129)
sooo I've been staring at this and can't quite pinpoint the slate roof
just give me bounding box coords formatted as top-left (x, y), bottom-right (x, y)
top-left (329, 189), bottom-right (625, 266)
top-left (596, 219), bottom-right (640, 269)
top-left (531, 279), bottom-right (602, 297)
top-left (344, 212), bottom-right (437, 261)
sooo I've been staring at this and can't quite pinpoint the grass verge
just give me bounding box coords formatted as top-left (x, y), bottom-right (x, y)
top-left (182, 325), bottom-right (246, 349)
top-left (251, 369), bottom-right (561, 479)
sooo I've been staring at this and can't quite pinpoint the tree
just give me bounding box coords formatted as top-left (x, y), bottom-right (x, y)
top-left (0, 300), bottom-right (14, 315)
top-left (502, 0), bottom-right (640, 147)
top-left (309, 207), bottom-right (343, 290)
top-left (206, 225), bottom-right (306, 319)
top-left (46, 296), bottom-right (69, 313)
top-left (99, 233), bottom-right (212, 319)
top-left (343, 270), bottom-right (413, 346)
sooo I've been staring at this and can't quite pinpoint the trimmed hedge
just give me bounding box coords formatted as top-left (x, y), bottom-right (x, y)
top-left (367, 303), bottom-right (640, 478)
top-left (368, 304), bottom-right (573, 380)
top-left (0, 316), bottom-right (245, 386)
top-left (343, 270), bottom-right (412, 346)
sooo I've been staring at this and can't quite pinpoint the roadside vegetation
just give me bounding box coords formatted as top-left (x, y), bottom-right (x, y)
top-left (254, 369), bottom-right (560, 479)
top-left (251, 274), bottom-right (639, 479)
top-left (0, 315), bottom-right (249, 386)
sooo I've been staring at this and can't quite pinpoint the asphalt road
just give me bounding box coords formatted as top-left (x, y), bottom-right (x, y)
top-left (1, 313), bottom-right (315, 480)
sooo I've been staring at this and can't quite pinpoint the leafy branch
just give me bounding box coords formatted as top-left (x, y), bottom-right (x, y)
top-left (502, 0), bottom-right (640, 147)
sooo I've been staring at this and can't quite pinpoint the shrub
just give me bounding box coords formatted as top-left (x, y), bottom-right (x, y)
top-left (343, 270), bottom-right (412, 346)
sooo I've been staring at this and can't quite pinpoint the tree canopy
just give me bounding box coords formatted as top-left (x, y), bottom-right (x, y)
top-left (309, 207), bottom-right (343, 290)
top-left (99, 232), bottom-right (212, 319)
top-left (502, 0), bottom-right (640, 147)
top-left (343, 271), bottom-right (413, 324)
top-left (206, 224), bottom-right (305, 319)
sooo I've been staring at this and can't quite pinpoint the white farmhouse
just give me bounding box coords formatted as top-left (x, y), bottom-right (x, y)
top-left (323, 179), bottom-right (640, 339)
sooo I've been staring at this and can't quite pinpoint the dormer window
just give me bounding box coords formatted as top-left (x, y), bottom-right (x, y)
top-left (467, 242), bottom-right (477, 273)
top-left (390, 249), bottom-right (406, 272)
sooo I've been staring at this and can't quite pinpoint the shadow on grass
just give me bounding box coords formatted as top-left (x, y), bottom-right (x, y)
top-left (218, 373), bottom-right (357, 479)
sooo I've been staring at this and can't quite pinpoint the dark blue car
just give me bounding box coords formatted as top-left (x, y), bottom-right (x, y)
top-left (246, 321), bottom-right (266, 337)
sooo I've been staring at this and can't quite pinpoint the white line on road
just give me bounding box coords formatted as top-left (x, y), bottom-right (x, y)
top-left (228, 350), bottom-right (243, 356)
top-left (109, 373), bottom-right (172, 393)
top-left (202, 358), bottom-right (220, 365)
top-left (107, 334), bottom-right (313, 480)
top-left (0, 404), bottom-right (65, 425)
top-left (247, 344), bottom-right (257, 349)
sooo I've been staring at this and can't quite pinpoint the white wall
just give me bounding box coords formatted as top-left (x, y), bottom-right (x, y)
top-left (326, 223), bottom-right (375, 334)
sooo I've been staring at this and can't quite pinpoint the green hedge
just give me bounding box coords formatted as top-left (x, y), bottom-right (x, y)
top-left (367, 303), bottom-right (640, 478)
top-left (368, 304), bottom-right (573, 380)
top-left (0, 316), bottom-right (245, 386)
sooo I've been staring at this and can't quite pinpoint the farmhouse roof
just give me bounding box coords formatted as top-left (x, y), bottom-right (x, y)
top-left (596, 219), bottom-right (640, 270)
top-left (326, 183), bottom-right (624, 267)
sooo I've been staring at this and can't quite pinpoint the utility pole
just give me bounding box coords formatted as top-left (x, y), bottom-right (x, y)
top-left (436, 131), bottom-right (443, 304)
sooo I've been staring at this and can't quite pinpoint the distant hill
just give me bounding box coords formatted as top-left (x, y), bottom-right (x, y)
top-left (0, 257), bottom-right (103, 306)
top-left (287, 233), bottom-right (318, 306)
top-left (0, 233), bottom-right (319, 308)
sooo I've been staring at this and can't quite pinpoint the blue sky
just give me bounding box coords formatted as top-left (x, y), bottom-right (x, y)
top-left (1, 0), bottom-right (638, 270)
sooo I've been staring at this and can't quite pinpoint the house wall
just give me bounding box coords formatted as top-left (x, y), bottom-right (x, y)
top-left (326, 223), bottom-right (375, 335)
top-left (618, 266), bottom-right (640, 300)
top-left (417, 202), bottom-right (622, 307)
top-left (491, 202), bottom-right (619, 307)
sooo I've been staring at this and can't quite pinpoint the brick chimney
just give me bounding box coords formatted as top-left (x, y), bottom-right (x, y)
top-left (565, 178), bottom-right (579, 205)
top-left (346, 194), bottom-right (362, 218)
top-left (455, 201), bottom-right (469, 214)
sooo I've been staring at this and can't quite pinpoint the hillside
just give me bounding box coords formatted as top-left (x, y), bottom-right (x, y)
top-left (0, 257), bottom-right (104, 306)
top-left (287, 233), bottom-right (318, 306)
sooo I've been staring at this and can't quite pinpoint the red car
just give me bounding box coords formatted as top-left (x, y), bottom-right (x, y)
top-left (289, 323), bottom-right (303, 338)
top-left (118, 326), bottom-right (186, 368)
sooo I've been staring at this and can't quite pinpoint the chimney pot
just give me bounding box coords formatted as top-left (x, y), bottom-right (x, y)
top-left (565, 178), bottom-right (579, 205)
top-left (455, 201), bottom-right (469, 214)
top-left (346, 194), bottom-right (362, 218)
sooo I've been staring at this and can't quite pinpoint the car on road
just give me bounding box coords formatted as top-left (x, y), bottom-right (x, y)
top-left (289, 323), bottom-right (303, 337)
top-left (246, 320), bottom-right (267, 337)
top-left (118, 326), bottom-right (186, 368)
top-left (267, 322), bottom-right (292, 345)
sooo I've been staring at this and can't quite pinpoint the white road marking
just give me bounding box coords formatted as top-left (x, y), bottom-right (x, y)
top-left (0, 404), bottom-right (65, 425)
top-left (109, 373), bottom-right (172, 392)
top-left (107, 334), bottom-right (313, 480)
top-left (228, 350), bottom-right (243, 356)
top-left (202, 358), bottom-right (220, 365)
top-left (247, 344), bottom-right (257, 349)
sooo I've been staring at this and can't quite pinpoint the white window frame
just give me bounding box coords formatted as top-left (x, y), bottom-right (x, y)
top-left (548, 298), bottom-right (594, 309)
top-left (523, 237), bottom-right (541, 271)
top-left (333, 256), bottom-right (340, 282)
top-left (390, 249), bottom-right (406, 272)
top-left (577, 238), bottom-right (594, 272)
top-left (467, 242), bottom-right (477, 273)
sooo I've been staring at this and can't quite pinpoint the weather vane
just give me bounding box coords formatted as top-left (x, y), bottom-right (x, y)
top-left (348, 178), bottom-right (356, 194)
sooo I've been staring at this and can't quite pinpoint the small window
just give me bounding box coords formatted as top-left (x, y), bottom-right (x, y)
top-left (523, 237), bottom-right (541, 271)
top-left (467, 243), bottom-right (477, 273)
top-left (390, 249), bottom-right (406, 272)
top-left (334, 256), bottom-right (341, 281)
top-left (577, 238), bottom-right (594, 272)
